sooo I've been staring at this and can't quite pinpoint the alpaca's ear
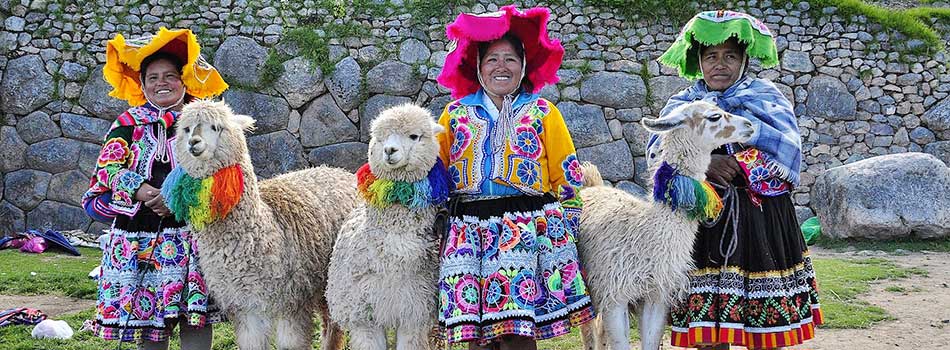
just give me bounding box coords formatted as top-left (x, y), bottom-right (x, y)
top-left (231, 114), bottom-right (257, 132)
top-left (641, 112), bottom-right (687, 133)
top-left (431, 121), bottom-right (445, 135)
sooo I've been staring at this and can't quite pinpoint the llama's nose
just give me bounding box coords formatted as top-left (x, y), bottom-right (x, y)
top-left (384, 147), bottom-right (397, 156)
top-left (189, 138), bottom-right (200, 147)
top-left (743, 120), bottom-right (753, 129)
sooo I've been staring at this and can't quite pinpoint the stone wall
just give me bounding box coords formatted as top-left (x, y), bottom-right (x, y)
top-left (1, 0), bottom-right (949, 233)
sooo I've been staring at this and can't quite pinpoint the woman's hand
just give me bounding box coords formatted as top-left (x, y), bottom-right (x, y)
top-left (705, 154), bottom-right (743, 186)
top-left (134, 183), bottom-right (161, 202)
top-left (145, 193), bottom-right (172, 218)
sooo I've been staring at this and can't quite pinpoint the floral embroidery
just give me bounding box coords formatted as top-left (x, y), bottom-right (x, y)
top-left (516, 161), bottom-right (539, 186)
top-left (451, 125), bottom-right (473, 162)
top-left (512, 126), bottom-right (541, 158)
top-left (98, 138), bottom-right (132, 167)
top-left (749, 167), bottom-right (769, 183)
top-left (561, 154), bottom-right (583, 187)
top-left (732, 147), bottom-right (790, 196)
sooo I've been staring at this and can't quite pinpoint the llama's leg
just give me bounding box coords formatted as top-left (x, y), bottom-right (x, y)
top-left (275, 310), bottom-right (314, 350)
top-left (638, 299), bottom-right (668, 350)
top-left (602, 302), bottom-right (632, 350)
top-left (396, 324), bottom-right (432, 350)
top-left (348, 327), bottom-right (387, 350)
top-left (234, 311), bottom-right (272, 350)
top-left (318, 305), bottom-right (345, 350)
top-left (580, 317), bottom-right (597, 350)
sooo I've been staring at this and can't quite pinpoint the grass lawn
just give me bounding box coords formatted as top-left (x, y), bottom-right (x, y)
top-left (0, 247), bottom-right (927, 348)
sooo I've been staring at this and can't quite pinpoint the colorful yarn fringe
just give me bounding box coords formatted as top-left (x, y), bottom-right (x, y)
top-left (161, 164), bottom-right (244, 230)
top-left (652, 161), bottom-right (723, 220)
top-left (356, 159), bottom-right (450, 209)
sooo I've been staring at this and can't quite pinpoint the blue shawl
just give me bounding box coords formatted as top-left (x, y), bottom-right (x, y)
top-left (648, 77), bottom-right (802, 186)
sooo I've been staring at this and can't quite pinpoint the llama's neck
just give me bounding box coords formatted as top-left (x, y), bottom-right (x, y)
top-left (650, 129), bottom-right (724, 221)
top-left (654, 129), bottom-right (714, 181)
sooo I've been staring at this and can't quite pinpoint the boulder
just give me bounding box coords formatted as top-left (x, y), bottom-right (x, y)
top-left (27, 201), bottom-right (90, 231)
top-left (308, 142), bottom-right (368, 173)
top-left (924, 141), bottom-right (950, 166)
top-left (25, 138), bottom-right (81, 173)
top-left (223, 90), bottom-right (290, 135)
top-left (648, 76), bottom-right (690, 111)
top-left (0, 200), bottom-right (25, 233)
top-left (299, 94), bottom-right (357, 147)
top-left (326, 57), bottom-right (363, 111)
top-left (246, 131), bottom-right (308, 179)
top-left (47, 170), bottom-right (89, 207)
top-left (214, 36), bottom-right (268, 87)
top-left (556, 102), bottom-right (611, 148)
top-left (60, 113), bottom-right (111, 143)
top-left (16, 111), bottom-right (61, 143)
top-left (922, 99), bottom-right (950, 131)
top-left (576, 140), bottom-right (634, 182)
top-left (79, 67), bottom-right (130, 120)
top-left (811, 153), bottom-right (950, 239)
top-left (366, 60), bottom-right (423, 96)
top-left (0, 126), bottom-right (28, 172)
top-left (275, 57), bottom-right (325, 109)
top-left (3, 169), bottom-right (52, 211)
top-left (1, 55), bottom-right (54, 115)
top-left (805, 76), bottom-right (856, 121)
top-left (580, 72), bottom-right (646, 109)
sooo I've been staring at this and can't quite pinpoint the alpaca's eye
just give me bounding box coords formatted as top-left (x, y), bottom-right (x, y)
top-left (706, 114), bottom-right (722, 122)
top-left (211, 124), bottom-right (219, 132)
top-left (184, 126), bottom-right (191, 133)
top-left (409, 134), bottom-right (420, 141)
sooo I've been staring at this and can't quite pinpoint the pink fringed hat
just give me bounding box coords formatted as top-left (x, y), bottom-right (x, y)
top-left (437, 5), bottom-right (564, 99)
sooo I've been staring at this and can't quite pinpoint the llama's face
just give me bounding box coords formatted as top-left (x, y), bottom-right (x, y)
top-left (175, 100), bottom-right (255, 178)
top-left (642, 101), bottom-right (755, 149)
top-left (368, 104), bottom-right (444, 182)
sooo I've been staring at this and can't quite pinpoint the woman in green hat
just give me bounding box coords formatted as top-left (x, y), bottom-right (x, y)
top-left (653, 10), bottom-right (822, 350)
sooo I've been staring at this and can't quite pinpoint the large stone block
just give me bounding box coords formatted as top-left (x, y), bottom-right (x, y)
top-left (0, 200), bottom-right (25, 233)
top-left (576, 140), bottom-right (634, 182)
top-left (3, 169), bottom-right (52, 211)
top-left (27, 200), bottom-right (90, 231)
top-left (805, 76), bottom-right (856, 121)
top-left (60, 113), bottom-right (111, 143)
top-left (580, 72), bottom-right (646, 109)
top-left (924, 141), bottom-right (950, 166)
top-left (246, 131), bottom-right (308, 179)
top-left (1, 55), bottom-right (54, 114)
top-left (308, 142), bottom-right (368, 173)
top-left (649, 76), bottom-right (690, 111)
top-left (275, 57), bottom-right (325, 109)
top-left (25, 138), bottom-right (81, 173)
top-left (622, 121), bottom-right (653, 157)
top-left (0, 126), bottom-right (28, 172)
top-left (16, 111), bottom-right (61, 143)
top-left (326, 57), bottom-right (363, 111)
top-left (359, 95), bottom-right (412, 142)
top-left (922, 99), bottom-right (950, 131)
top-left (557, 102), bottom-right (611, 149)
top-left (223, 90), bottom-right (290, 135)
top-left (79, 67), bottom-right (130, 120)
top-left (811, 153), bottom-right (950, 239)
top-left (782, 50), bottom-right (815, 73)
top-left (299, 94), bottom-right (357, 147)
top-left (214, 36), bottom-right (268, 87)
top-left (366, 60), bottom-right (423, 96)
top-left (398, 38), bottom-right (430, 64)
top-left (47, 170), bottom-right (89, 207)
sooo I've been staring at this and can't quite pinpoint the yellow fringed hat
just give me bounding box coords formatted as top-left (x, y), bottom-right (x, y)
top-left (104, 27), bottom-right (228, 106)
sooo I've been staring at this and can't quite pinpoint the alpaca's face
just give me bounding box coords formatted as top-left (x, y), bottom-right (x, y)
top-left (368, 104), bottom-right (444, 181)
top-left (642, 101), bottom-right (755, 149)
top-left (175, 100), bottom-right (255, 178)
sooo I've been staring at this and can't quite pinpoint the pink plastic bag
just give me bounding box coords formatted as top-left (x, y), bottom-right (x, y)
top-left (19, 236), bottom-right (47, 254)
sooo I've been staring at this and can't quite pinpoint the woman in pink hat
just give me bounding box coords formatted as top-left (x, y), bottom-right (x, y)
top-left (435, 5), bottom-right (595, 350)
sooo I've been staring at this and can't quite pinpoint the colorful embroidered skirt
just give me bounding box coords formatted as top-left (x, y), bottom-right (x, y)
top-left (439, 195), bottom-right (595, 344)
top-left (94, 214), bottom-right (224, 342)
top-left (670, 192), bottom-right (822, 349)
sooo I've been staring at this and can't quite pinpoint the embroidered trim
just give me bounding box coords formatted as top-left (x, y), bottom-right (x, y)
top-left (652, 161), bottom-right (724, 220)
top-left (356, 160), bottom-right (450, 209)
top-left (161, 164), bottom-right (244, 230)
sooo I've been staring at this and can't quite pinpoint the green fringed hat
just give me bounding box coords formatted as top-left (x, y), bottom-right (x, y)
top-left (659, 10), bottom-right (779, 80)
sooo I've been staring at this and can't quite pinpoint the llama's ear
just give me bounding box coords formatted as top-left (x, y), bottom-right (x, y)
top-left (431, 121), bottom-right (445, 135)
top-left (641, 113), bottom-right (687, 133)
top-left (231, 114), bottom-right (256, 132)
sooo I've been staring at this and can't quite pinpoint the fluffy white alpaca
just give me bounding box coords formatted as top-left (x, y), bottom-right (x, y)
top-left (162, 100), bottom-right (358, 350)
top-left (577, 101), bottom-right (756, 350)
top-left (326, 104), bottom-right (448, 350)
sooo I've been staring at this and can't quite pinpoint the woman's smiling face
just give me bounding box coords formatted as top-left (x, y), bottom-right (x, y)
top-left (479, 39), bottom-right (523, 96)
top-left (142, 58), bottom-right (184, 108)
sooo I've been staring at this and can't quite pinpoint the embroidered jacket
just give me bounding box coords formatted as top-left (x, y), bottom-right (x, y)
top-left (81, 104), bottom-right (178, 221)
top-left (436, 92), bottom-right (585, 226)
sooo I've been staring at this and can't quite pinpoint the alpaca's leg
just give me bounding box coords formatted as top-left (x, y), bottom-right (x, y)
top-left (276, 310), bottom-right (315, 350)
top-left (234, 311), bottom-right (272, 350)
top-left (396, 324), bottom-right (432, 350)
top-left (579, 315), bottom-right (600, 350)
top-left (638, 299), bottom-right (668, 350)
top-left (603, 302), bottom-right (632, 350)
top-left (318, 305), bottom-right (345, 350)
top-left (348, 327), bottom-right (387, 350)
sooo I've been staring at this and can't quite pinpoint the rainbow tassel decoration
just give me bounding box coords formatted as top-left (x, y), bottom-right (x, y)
top-left (161, 164), bottom-right (245, 230)
top-left (652, 161), bottom-right (723, 221)
top-left (356, 159), bottom-right (450, 209)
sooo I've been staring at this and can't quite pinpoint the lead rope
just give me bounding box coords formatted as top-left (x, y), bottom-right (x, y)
top-left (701, 183), bottom-right (739, 271)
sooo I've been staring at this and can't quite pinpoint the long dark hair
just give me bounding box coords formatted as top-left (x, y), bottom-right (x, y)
top-left (478, 32), bottom-right (533, 92)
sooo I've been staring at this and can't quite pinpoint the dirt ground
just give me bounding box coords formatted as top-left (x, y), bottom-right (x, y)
top-left (1, 248), bottom-right (948, 349)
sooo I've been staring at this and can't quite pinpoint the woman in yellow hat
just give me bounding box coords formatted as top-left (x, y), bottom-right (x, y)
top-left (81, 27), bottom-right (228, 350)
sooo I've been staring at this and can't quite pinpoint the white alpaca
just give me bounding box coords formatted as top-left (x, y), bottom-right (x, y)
top-left (163, 100), bottom-right (358, 350)
top-left (326, 104), bottom-right (447, 350)
top-left (577, 101), bottom-right (756, 350)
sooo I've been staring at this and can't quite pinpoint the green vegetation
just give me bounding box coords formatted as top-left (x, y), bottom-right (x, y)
top-left (812, 257), bottom-right (927, 328)
top-left (639, 60), bottom-right (655, 109)
top-left (0, 247), bottom-right (100, 299)
top-left (806, 0), bottom-right (947, 54)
